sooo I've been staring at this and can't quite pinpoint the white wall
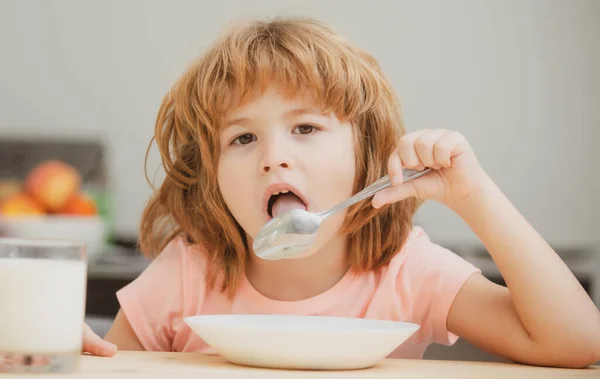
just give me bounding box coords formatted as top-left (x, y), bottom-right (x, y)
top-left (0, 0), bottom-right (598, 248)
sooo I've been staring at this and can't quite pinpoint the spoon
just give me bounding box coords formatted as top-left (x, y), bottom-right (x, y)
top-left (252, 167), bottom-right (432, 260)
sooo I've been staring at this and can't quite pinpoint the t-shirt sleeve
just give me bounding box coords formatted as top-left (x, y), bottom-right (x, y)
top-left (115, 238), bottom-right (187, 351)
top-left (396, 227), bottom-right (481, 346)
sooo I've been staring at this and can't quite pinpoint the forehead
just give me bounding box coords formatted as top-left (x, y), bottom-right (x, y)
top-left (223, 84), bottom-right (322, 122)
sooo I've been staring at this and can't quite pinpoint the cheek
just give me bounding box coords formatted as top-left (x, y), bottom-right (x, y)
top-left (306, 131), bottom-right (356, 245)
top-left (217, 154), bottom-right (257, 233)
top-left (311, 128), bottom-right (356, 239)
top-left (217, 156), bottom-right (240, 213)
top-left (315, 135), bottom-right (356, 202)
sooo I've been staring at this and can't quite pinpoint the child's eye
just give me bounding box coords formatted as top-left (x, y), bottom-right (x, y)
top-left (232, 133), bottom-right (256, 145)
top-left (294, 124), bottom-right (316, 135)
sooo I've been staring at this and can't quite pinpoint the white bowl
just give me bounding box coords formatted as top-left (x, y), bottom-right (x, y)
top-left (0, 215), bottom-right (107, 262)
top-left (184, 314), bottom-right (420, 370)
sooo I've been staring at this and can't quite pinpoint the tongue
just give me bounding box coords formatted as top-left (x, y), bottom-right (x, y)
top-left (271, 193), bottom-right (306, 217)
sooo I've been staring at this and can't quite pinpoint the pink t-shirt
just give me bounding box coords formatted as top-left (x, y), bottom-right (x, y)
top-left (116, 227), bottom-right (480, 359)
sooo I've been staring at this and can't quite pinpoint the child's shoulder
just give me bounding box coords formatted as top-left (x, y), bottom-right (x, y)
top-left (115, 235), bottom-right (215, 351)
top-left (141, 234), bottom-right (212, 286)
top-left (386, 225), bottom-right (439, 264)
top-left (382, 226), bottom-right (479, 281)
top-left (154, 234), bottom-right (210, 265)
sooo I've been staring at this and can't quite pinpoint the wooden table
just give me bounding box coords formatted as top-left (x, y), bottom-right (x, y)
top-left (9, 352), bottom-right (599, 378)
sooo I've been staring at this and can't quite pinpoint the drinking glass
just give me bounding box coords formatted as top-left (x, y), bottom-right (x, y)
top-left (0, 238), bottom-right (87, 373)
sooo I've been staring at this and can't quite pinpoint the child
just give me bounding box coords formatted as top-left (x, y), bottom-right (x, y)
top-left (83, 17), bottom-right (600, 367)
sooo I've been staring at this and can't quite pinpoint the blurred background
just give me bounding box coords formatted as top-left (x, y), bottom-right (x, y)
top-left (0, 0), bottom-right (598, 362)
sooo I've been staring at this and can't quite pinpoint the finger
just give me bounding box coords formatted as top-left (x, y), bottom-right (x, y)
top-left (82, 324), bottom-right (118, 357)
top-left (83, 334), bottom-right (117, 357)
top-left (398, 131), bottom-right (427, 171)
top-left (414, 129), bottom-right (448, 169)
top-left (433, 138), bottom-right (452, 168)
top-left (433, 131), bottom-right (467, 168)
top-left (387, 151), bottom-right (404, 185)
top-left (372, 183), bottom-right (415, 208)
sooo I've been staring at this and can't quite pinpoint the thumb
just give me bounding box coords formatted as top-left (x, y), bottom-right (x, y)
top-left (82, 323), bottom-right (118, 357)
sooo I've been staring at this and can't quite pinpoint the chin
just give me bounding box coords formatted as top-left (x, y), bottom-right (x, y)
top-left (283, 248), bottom-right (318, 261)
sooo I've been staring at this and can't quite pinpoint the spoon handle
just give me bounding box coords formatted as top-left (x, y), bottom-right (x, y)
top-left (318, 168), bottom-right (432, 218)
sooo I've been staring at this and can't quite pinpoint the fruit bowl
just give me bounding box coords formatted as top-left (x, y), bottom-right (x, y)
top-left (0, 159), bottom-right (109, 262)
top-left (0, 215), bottom-right (108, 262)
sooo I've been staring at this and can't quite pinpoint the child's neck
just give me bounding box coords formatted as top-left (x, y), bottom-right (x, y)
top-left (246, 235), bottom-right (350, 302)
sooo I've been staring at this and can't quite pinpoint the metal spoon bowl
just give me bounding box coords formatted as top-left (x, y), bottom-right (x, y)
top-left (252, 168), bottom-right (432, 260)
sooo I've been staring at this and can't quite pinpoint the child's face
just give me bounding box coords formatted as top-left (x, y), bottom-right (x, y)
top-left (217, 84), bottom-right (356, 256)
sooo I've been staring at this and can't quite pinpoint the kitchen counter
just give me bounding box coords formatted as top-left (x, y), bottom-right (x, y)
top-left (10, 351), bottom-right (596, 379)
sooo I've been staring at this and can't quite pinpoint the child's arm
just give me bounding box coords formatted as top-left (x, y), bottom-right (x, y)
top-left (373, 129), bottom-right (600, 368)
top-left (103, 309), bottom-right (146, 351)
top-left (446, 176), bottom-right (600, 368)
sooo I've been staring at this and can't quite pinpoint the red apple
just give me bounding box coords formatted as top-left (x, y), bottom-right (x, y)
top-left (25, 160), bottom-right (81, 212)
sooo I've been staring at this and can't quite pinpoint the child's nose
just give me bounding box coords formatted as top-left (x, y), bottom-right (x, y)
top-left (262, 161), bottom-right (289, 173)
top-left (260, 139), bottom-right (294, 174)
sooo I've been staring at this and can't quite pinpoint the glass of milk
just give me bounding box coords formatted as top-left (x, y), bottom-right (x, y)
top-left (0, 238), bottom-right (87, 373)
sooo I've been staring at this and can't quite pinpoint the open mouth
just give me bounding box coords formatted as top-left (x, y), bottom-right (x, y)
top-left (266, 189), bottom-right (308, 219)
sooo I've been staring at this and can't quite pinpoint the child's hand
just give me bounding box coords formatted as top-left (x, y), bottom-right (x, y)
top-left (82, 323), bottom-right (118, 357)
top-left (372, 129), bottom-right (488, 208)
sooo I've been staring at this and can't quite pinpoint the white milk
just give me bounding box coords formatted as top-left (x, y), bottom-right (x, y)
top-left (0, 258), bottom-right (87, 354)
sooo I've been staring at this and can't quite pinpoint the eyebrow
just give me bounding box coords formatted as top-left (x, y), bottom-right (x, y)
top-left (224, 108), bottom-right (327, 128)
top-left (224, 117), bottom-right (251, 128)
top-left (285, 107), bottom-right (327, 117)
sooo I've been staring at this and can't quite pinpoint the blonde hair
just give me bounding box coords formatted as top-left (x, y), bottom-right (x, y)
top-left (139, 17), bottom-right (420, 296)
